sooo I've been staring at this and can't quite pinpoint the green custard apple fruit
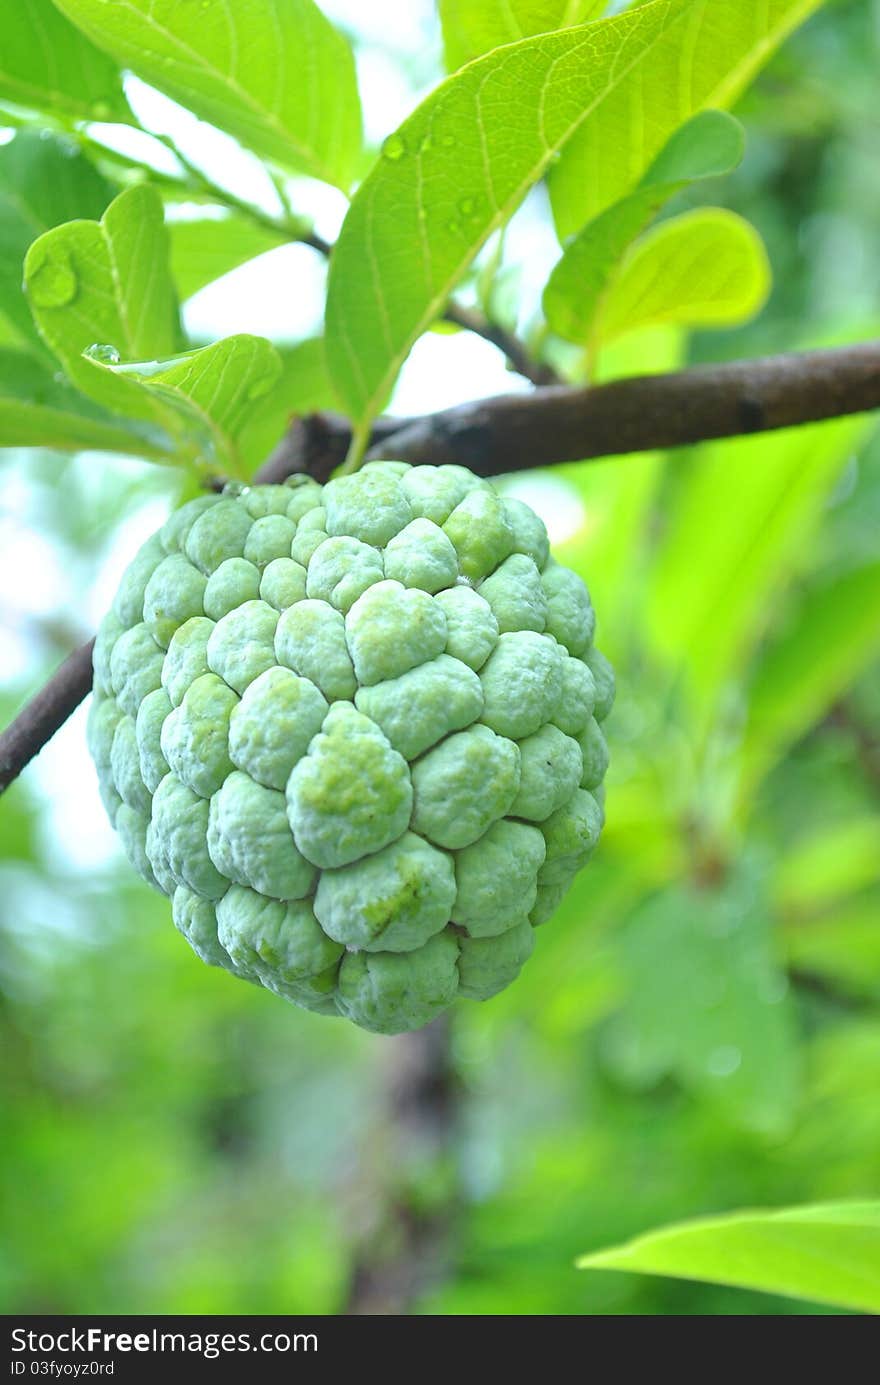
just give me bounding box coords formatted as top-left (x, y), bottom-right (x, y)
top-left (88, 462), bottom-right (613, 1034)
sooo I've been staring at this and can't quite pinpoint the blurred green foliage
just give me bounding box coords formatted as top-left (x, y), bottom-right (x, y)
top-left (1, 0), bottom-right (879, 1315)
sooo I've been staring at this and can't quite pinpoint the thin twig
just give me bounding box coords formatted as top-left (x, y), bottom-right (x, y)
top-left (0, 639), bottom-right (95, 793)
top-left (442, 300), bottom-right (561, 386)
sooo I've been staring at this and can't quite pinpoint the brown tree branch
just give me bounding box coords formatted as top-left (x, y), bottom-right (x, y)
top-left (1, 340), bottom-right (879, 795)
top-left (368, 341), bottom-right (880, 470)
top-left (0, 639), bottom-right (95, 794)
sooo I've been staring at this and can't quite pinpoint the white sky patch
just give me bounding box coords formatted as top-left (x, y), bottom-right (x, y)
top-left (497, 474), bottom-right (587, 547)
top-left (390, 330), bottom-right (529, 415)
top-left (85, 496), bottom-right (176, 630)
top-left (183, 242), bottom-right (327, 341)
top-left (29, 701), bottom-right (123, 874)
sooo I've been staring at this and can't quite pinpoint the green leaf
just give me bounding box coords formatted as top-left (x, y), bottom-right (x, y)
top-left (592, 208), bottom-right (770, 349)
top-left (24, 185), bottom-right (281, 471)
top-left (578, 1201), bottom-right (880, 1314)
top-left (543, 110), bottom-right (745, 345)
top-left (167, 217), bottom-right (289, 301)
top-left (740, 560), bottom-right (880, 796)
top-left (86, 335), bottom-right (283, 475)
top-left (54, 0), bottom-right (362, 190)
top-left (643, 415), bottom-right (869, 714)
top-left (325, 0), bottom-right (701, 434)
top-left (24, 182), bottom-right (180, 413)
top-left (549, 0), bottom-right (824, 239)
top-left (611, 875), bottom-right (800, 1136)
top-left (0, 130), bottom-right (114, 353)
top-left (0, 0), bottom-right (131, 123)
top-left (439, 0), bottom-right (608, 70)
top-left (0, 346), bottom-right (169, 458)
top-left (236, 337), bottom-right (338, 474)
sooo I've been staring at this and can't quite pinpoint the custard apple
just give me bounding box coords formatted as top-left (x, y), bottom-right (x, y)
top-left (88, 462), bottom-right (613, 1034)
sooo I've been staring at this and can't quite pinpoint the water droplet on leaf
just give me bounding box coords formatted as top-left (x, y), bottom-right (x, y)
top-left (85, 343), bottom-right (122, 366)
top-left (446, 220), bottom-right (461, 235)
top-left (27, 248), bottom-right (78, 308)
top-left (458, 196), bottom-right (478, 217)
top-left (381, 132), bottom-right (407, 162)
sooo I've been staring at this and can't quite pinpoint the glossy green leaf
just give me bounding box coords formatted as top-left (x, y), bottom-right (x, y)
top-left (593, 208), bottom-right (770, 349)
top-left (0, 130), bottom-right (114, 353)
top-left (24, 182), bottom-right (180, 416)
top-left (0, 0), bottom-right (131, 123)
top-left (326, 0), bottom-right (698, 434)
top-left (611, 876), bottom-right (800, 1136)
top-left (579, 1201), bottom-right (880, 1314)
top-left (54, 0), bottom-right (362, 190)
top-left (24, 185), bottom-right (280, 471)
top-left (0, 347), bottom-right (168, 458)
top-left (439, 0), bottom-right (607, 70)
top-left (237, 337), bottom-right (338, 473)
top-left (543, 110), bottom-right (745, 344)
top-left (549, 0), bottom-right (824, 239)
top-left (643, 416), bottom-right (868, 713)
top-left (167, 217), bottom-right (289, 301)
top-left (87, 335), bottom-right (283, 475)
top-left (740, 560), bottom-right (880, 795)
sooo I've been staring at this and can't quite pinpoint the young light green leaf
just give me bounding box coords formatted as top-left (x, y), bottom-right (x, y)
top-left (0, 0), bottom-right (131, 124)
top-left (612, 876), bottom-right (800, 1136)
top-left (543, 110), bottom-right (745, 344)
top-left (167, 217), bottom-right (290, 301)
top-left (740, 560), bottom-right (880, 798)
top-left (0, 347), bottom-right (169, 459)
top-left (592, 208), bottom-right (770, 348)
top-left (439, 0), bottom-right (607, 70)
top-left (92, 335), bottom-right (283, 473)
top-left (0, 130), bottom-right (114, 353)
top-left (24, 185), bottom-right (281, 471)
top-left (643, 415), bottom-right (868, 715)
top-left (326, 0), bottom-right (699, 433)
top-left (578, 1201), bottom-right (880, 1314)
top-left (54, 0), bottom-right (362, 190)
top-left (24, 182), bottom-right (180, 419)
top-left (549, 0), bottom-right (824, 239)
